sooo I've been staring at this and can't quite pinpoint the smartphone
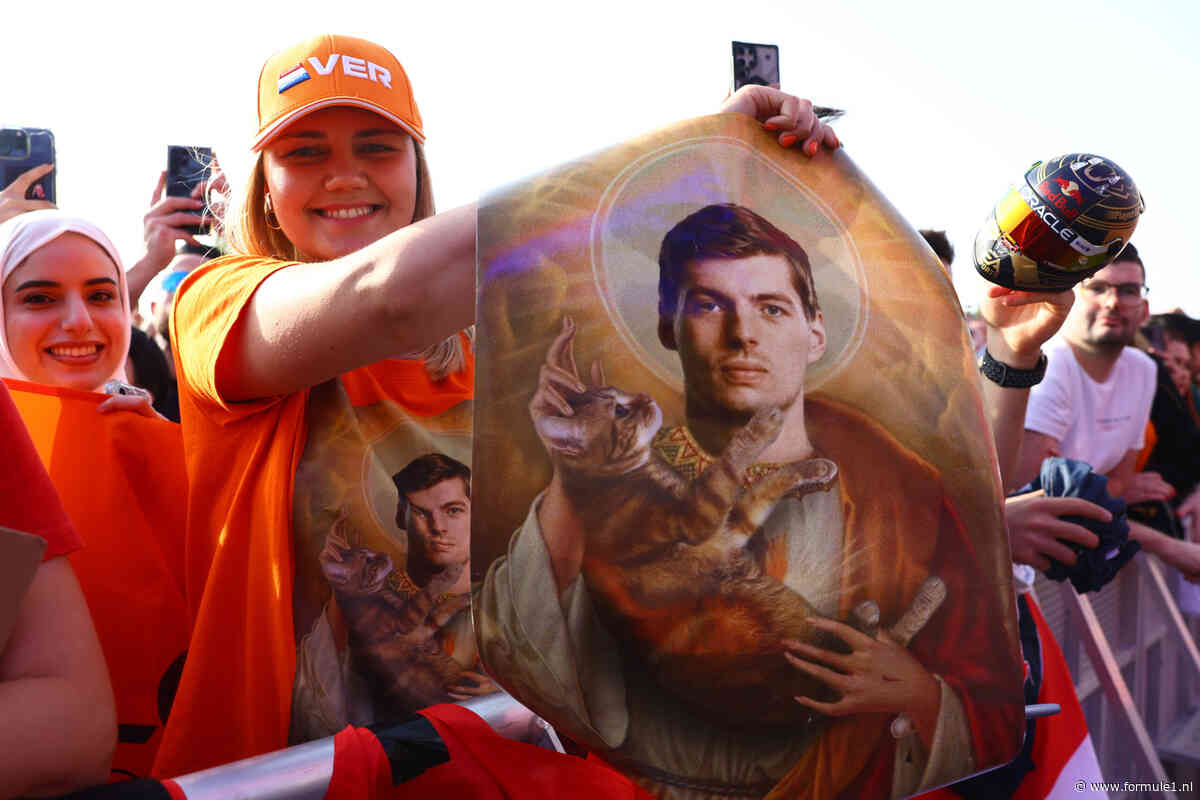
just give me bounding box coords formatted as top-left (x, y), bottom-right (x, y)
top-left (731, 41), bottom-right (780, 91)
top-left (0, 127), bottom-right (55, 203)
top-left (166, 145), bottom-right (213, 235)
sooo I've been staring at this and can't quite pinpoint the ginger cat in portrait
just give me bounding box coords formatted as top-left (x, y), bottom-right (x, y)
top-left (534, 324), bottom-right (842, 728)
top-left (320, 518), bottom-right (470, 716)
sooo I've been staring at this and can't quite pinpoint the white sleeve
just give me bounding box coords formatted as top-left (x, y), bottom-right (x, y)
top-left (891, 678), bottom-right (974, 799)
top-left (1024, 348), bottom-right (1073, 441)
top-left (475, 494), bottom-right (629, 750)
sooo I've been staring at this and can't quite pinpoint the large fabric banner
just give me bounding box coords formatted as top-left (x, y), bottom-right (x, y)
top-left (5, 378), bottom-right (190, 780)
top-left (470, 114), bottom-right (1024, 799)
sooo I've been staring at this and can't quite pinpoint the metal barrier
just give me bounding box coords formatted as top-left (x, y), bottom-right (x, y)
top-left (169, 690), bottom-right (560, 799)
top-left (1035, 554), bottom-right (1200, 798)
top-left (163, 689), bottom-right (1059, 798)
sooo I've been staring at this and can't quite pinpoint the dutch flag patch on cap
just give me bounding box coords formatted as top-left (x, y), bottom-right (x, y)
top-left (278, 64), bottom-right (310, 93)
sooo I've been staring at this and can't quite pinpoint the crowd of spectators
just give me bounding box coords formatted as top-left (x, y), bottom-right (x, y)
top-left (1, 33), bottom-right (1197, 799)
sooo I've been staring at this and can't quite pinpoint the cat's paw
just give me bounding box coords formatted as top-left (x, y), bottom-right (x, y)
top-left (729, 407), bottom-right (785, 460)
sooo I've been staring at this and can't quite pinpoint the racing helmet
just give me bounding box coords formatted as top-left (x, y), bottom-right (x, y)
top-left (974, 153), bottom-right (1144, 291)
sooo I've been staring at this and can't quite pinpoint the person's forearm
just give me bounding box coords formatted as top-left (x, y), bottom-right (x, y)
top-left (1129, 519), bottom-right (1200, 583)
top-left (1128, 519), bottom-right (1171, 554)
top-left (1010, 438), bottom-right (1049, 494)
top-left (221, 203), bottom-right (477, 401)
top-left (0, 677), bottom-right (114, 797)
top-left (981, 381), bottom-right (1030, 492)
top-left (125, 252), bottom-right (168, 307)
top-left (0, 561), bottom-right (115, 798)
top-left (375, 203), bottom-right (477, 355)
top-left (1100, 450), bottom-right (1140, 501)
top-left (980, 328), bottom-right (1042, 491)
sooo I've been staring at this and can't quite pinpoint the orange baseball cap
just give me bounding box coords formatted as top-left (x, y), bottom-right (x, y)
top-left (253, 34), bottom-right (424, 151)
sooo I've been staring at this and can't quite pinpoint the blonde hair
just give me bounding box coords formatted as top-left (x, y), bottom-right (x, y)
top-left (229, 138), bottom-right (469, 381)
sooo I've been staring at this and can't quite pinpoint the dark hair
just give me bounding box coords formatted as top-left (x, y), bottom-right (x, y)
top-left (126, 327), bottom-right (171, 413)
top-left (919, 229), bottom-right (954, 266)
top-left (1140, 318), bottom-right (1168, 352)
top-left (393, 453), bottom-right (471, 522)
top-left (1111, 242), bottom-right (1145, 283)
top-left (1113, 242), bottom-right (1141, 267)
top-left (1152, 312), bottom-right (1200, 346)
top-left (657, 203), bottom-right (819, 320)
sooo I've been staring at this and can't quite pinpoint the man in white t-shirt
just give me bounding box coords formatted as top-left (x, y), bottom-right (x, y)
top-left (1017, 245), bottom-right (1200, 581)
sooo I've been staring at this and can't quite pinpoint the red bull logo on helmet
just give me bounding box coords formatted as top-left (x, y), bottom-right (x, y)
top-left (1037, 178), bottom-right (1085, 220)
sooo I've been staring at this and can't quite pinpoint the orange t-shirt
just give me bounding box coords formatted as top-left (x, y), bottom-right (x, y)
top-left (5, 379), bottom-right (189, 781)
top-left (156, 255), bottom-right (476, 778)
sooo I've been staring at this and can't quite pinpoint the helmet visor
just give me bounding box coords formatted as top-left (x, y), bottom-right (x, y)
top-left (994, 185), bottom-right (1122, 273)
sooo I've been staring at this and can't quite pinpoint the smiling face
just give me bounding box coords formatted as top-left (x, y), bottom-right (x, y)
top-left (261, 106), bottom-right (418, 261)
top-left (3, 233), bottom-right (126, 391)
top-left (402, 477), bottom-right (471, 570)
top-left (660, 254), bottom-right (826, 418)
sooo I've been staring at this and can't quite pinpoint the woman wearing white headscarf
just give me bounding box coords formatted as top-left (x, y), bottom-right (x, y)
top-left (0, 209), bottom-right (158, 416)
top-left (0, 209), bottom-right (190, 780)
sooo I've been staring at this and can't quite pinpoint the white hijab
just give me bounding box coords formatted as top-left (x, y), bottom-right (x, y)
top-left (0, 209), bottom-right (130, 385)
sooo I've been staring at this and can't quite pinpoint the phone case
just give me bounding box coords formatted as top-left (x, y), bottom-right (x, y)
top-left (166, 145), bottom-right (214, 234)
top-left (0, 128), bottom-right (55, 204)
top-left (731, 41), bottom-right (780, 92)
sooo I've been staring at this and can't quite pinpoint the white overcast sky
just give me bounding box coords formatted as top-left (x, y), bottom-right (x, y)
top-left (8, 0), bottom-right (1199, 312)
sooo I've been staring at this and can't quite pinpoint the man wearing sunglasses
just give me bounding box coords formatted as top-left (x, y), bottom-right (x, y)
top-left (1018, 244), bottom-right (1200, 582)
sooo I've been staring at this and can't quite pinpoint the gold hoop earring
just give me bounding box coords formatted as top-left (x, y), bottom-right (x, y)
top-left (264, 194), bottom-right (283, 231)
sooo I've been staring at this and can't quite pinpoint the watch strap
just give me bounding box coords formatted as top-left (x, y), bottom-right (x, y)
top-left (979, 349), bottom-right (1047, 388)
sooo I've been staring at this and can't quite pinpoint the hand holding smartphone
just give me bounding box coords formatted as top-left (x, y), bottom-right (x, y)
top-left (1, 127), bottom-right (56, 212)
top-left (166, 145), bottom-right (213, 235)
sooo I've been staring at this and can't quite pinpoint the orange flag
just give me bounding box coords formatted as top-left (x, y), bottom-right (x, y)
top-left (4, 378), bottom-right (190, 780)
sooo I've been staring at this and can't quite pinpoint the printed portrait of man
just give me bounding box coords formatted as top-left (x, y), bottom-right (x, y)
top-left (291, 453), bottom-right (494, 742)
top-left (393, 453), bottom-right (473, 594)
top-left (476, 203), bottom-right (1022, 799)
top-left (386, 453), bottom-right (496, 703)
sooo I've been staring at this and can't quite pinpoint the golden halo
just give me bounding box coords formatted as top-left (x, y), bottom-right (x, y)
top-left (589, 137), bottom-right (868, 394)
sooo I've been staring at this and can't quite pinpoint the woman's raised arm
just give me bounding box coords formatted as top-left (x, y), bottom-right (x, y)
top-left (214, 202), bottom-right (476, 402)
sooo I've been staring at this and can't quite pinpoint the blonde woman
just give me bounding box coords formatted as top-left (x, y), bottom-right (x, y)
top-left (159, 32), bottom-right (839, 777)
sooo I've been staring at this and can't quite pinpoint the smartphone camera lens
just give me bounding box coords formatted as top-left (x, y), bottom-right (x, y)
top-left (0, 130), bottom-right (29, 158)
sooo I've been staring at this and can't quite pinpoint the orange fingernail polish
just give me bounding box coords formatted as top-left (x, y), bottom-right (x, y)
top-left (764, 122), bottom-right (779, 131)
top-left (779, 134), bottom-right (798, 147)
top-left (805, 140), bottom-right (819, 156)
